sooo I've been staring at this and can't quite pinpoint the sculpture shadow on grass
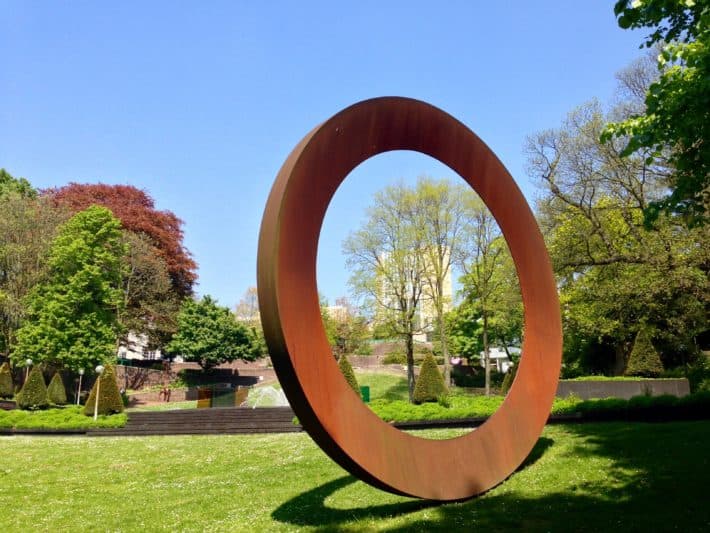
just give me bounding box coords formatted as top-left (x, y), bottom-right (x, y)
top-left (272, 436), bottom-right (554, 528)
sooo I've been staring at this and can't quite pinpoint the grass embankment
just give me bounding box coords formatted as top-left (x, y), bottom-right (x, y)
top-left (0, 405), bottom-right (126, 430)
top-left (0, 421), bottom-right (708, 530)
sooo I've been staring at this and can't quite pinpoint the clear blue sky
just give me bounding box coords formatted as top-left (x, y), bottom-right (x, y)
top-left (1, 1), bottom-right (646, 308)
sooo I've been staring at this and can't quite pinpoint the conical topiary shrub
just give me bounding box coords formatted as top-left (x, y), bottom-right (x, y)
top-left (83, 365), bottom-right (124, 416)
top-left (338, 355), bottom-right (360, 395)
top-left (625, 329), bottom-right (664, 377)
top-left (16, 366), bottom-right (49, 410)
top-left (500, 362), bottom-right (518, 395)
top-left (0, 362), bottom-right (14, 399)
top-left (413, 353), bottom-right (448, 404)
top-left (47, 372), bottom-right (67, 405)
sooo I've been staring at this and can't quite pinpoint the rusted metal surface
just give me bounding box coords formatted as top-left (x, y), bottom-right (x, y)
top-left (257, 97), bottom-right (562, 501)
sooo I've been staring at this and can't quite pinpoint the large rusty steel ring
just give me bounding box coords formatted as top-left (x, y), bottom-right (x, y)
top-left (257, 97), bottom-right (562, 501)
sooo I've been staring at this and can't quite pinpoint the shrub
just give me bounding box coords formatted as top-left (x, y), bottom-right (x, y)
top-left (382, 352), bottom-right (407, 365)
top-left (83, 365), bottom-right (124, 416)
top-left (338, 355), bottom-right (360, 395)
top-left (47, 372), bottom-right (67, 405)
top-left (16, 366), bottom-right (49, 410)
top-left (500, 363), bottom-right (518, 395)
top-left (413, 354), bottom-right (448, 404)
top-left (0, 362), bottom-right (14, 399)
top-left (625, 329), bottom-right (664, 377)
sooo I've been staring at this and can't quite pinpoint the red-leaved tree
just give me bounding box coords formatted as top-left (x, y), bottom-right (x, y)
top-left (44, 183), bottom-right (197, 296)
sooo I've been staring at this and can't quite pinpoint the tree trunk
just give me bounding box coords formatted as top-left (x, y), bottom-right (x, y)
top-left (483, 310), bottom-right (490, 396)
top-left (439, 311), bottom-right (450, 386)
top-left (406, 332), bottom-right (415, 403)
top-left (612, 344), bottom-right (627, 376)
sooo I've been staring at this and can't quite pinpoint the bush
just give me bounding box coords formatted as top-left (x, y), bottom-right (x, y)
top-left (47, 372), bottom-right (67, 405)
top-left (413, 354), bottom-right (448, 404)
top-left (16, 366), bottom-right (49, 410)
top-left (500, 363), bottom-right (518, 395)
top-left (382, 352), bottom-right (407, 365)
top-left (83, 365), bottom-right (124, 416)
top-left (625, 329), bottom-right (664, 377)
top-left (0, 362), bottom-right (14, 399)
top-left (338, 355), bottom-right (360, 395)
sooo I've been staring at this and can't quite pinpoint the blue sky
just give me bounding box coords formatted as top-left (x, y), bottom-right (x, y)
top-left (1, 2), bottom-right (646, 308)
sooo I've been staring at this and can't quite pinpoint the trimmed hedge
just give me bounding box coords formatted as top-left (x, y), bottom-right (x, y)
top-left (83, 365), bottom-right (124, 416)
top-left (413, 354), bottom-right (448, 404)
top-left (338, 355), bottom-right (360, 394)
top-left (16, 366), bottom-right (49, 410)
top-left (625, 329), bottom-right (664, 377)
top-left (47, 372), bottom-right (67, 405)
top-left (0, 362), bottom-right (14, 399)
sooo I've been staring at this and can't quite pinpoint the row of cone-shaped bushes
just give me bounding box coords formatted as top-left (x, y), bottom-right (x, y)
top-left (0, 361), bottom-right (123, 415)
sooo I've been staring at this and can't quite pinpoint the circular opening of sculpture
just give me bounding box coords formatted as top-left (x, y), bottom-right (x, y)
top-left (257, 97), bottom-right (561, 501)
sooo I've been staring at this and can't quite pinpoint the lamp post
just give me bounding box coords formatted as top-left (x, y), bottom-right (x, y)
top-left (24, 358), bottom-right (32, 382)
top-left (93, 365), bottom-right (105, 421)
top-left (76, 368), bottom-right (84, 405)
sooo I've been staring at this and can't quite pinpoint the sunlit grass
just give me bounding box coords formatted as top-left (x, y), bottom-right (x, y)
top-left (0, 421), bottom-right (708, 531)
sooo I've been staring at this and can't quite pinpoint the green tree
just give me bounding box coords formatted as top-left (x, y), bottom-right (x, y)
top-left (337, 355), bottom-right (360, 394)
top-left (47, 372), bottom-right (67, 405)
top-left (0, 190), bottom-right (67, 357)
top-left (0, 168), bottom-right (35, 198)
top-left (12, 206), bottom-right (126, 371)
top-left (0, 361), bottom-right (14, 399)
top-left (603, 0), bottom-right (710, 224)
top-left (412, 353), bottom-right (448, 404)
top-left (83, 365), bottom-right (124, 416)
top-left (166, 295), bottom-right (259, 371)
top-left (625, 328), bottom-right (664, 377)
top-left (16, 366), bottom-right (49, 410)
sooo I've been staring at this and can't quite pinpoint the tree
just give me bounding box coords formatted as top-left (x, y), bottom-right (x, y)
top-left (344, 183), bottom-right (429, 402)
top-left (12, 206), bottom-right (126, 371)
top-left (338, 355), bottom-right (360, 394)
top-left (83, 365), bottom-right (124, 416)
top-left (603, 0), bottom-right (710, 225)
top-left (46, 183), bottom-right (197, 296)
top-left (412, 353), bottom-right (448, 404)
top-left (0, 168), bottom-right (35, 198)
top-left (166, 295), bottom-right (260, 371)
top-left (0, 362), bottom-right (14, 399)
top-left (528, 82), bottom-right (708, 375)
top-left (321, 297), bottom-right (370, 357)
top-left (414, 177), bottom-right (471, 386)
top-left (16, 366), bottom-right (48, 410)
top-left (235, 286), bottom-right (268, 358)
top-left (625, 328), bottom-right (664, 377)
top-left (47, 372), bottom-right (67, 405)
top-left (0, 192), bottom-right (67, 357)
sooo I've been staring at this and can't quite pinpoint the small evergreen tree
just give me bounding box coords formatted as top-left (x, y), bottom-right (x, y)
top-left (83, 365), bottom-right (124, 416)
top-left (47, 372), bottom-right (67, 405)
top-left (625, 329), bottom-right (664, 377)
top-left (338, 355), bottom-right (360, 395)
top-left (0, 362), bottom-right (14, 399)
top-left (413, 353), bottom-right (448, 404)
top-left (16, 366), bottom-right (49, 410)
top-left (500, 362), bottom-right (518, 395)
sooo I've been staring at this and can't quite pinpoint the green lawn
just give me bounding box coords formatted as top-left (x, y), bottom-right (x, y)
top-left (1, 421), bottom-right (709, 531)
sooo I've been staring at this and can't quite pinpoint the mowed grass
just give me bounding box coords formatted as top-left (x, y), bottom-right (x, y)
top-left (1, 421), bottom-right (709, 531)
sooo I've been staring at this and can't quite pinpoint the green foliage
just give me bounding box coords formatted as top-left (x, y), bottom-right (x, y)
top-left (500, 362), bottom-right (518, 395)
top-left (47, 372), bottom-right (67, 405)
top-left (166, 295), bottom-right (259, 371)
top-left (0, 405), bottom-right (126, 429)
top-left (0, 168), bottom-right (35, 198)
top-left (604, 0), bottom-right (710, 224)
top-left (16, 366), bottom-right (49, 410)
top-left (83, 365), bottom-right (124, 416)
top-left (0, 362), bottom-right (13, 399)
top-left (337, 355), bottom-right (360, 394)
top-left (12, 206), bottom-right (126, 371)
top-left (625, 329), bottom-right (665, 377)
top-left (412, 354), bottom-right (448, 404)
top-left (382, 352), bottom-right (407, 365)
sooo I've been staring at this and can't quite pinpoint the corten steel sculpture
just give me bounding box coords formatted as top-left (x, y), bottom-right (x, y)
top-left (257, 97), bottom-right (562, 501)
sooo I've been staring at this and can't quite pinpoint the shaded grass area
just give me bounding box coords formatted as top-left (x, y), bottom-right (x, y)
top-left (0, 405), bottom-right (126, 430)
top-left (1, 421), bottom-right (708, 530)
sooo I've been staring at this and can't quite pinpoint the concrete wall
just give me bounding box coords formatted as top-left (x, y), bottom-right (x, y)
top-left (557, 379), bottom-right (690, 400)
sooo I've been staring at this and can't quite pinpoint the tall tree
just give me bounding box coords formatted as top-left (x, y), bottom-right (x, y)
top-left (344, 183), bottom-right (428, 402)
top-left (12, 206), bottom-right (126, 371)
top-left (603, 0), bottom-right (710, 225)
top-left (0, 168), bottom-right (35, 198)
top-left (46, 183), bottom-right (197, 296)
top-left (0, 191), bottom-right (67, 357)
top-left (166, 295), bottom-right (260, 371)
